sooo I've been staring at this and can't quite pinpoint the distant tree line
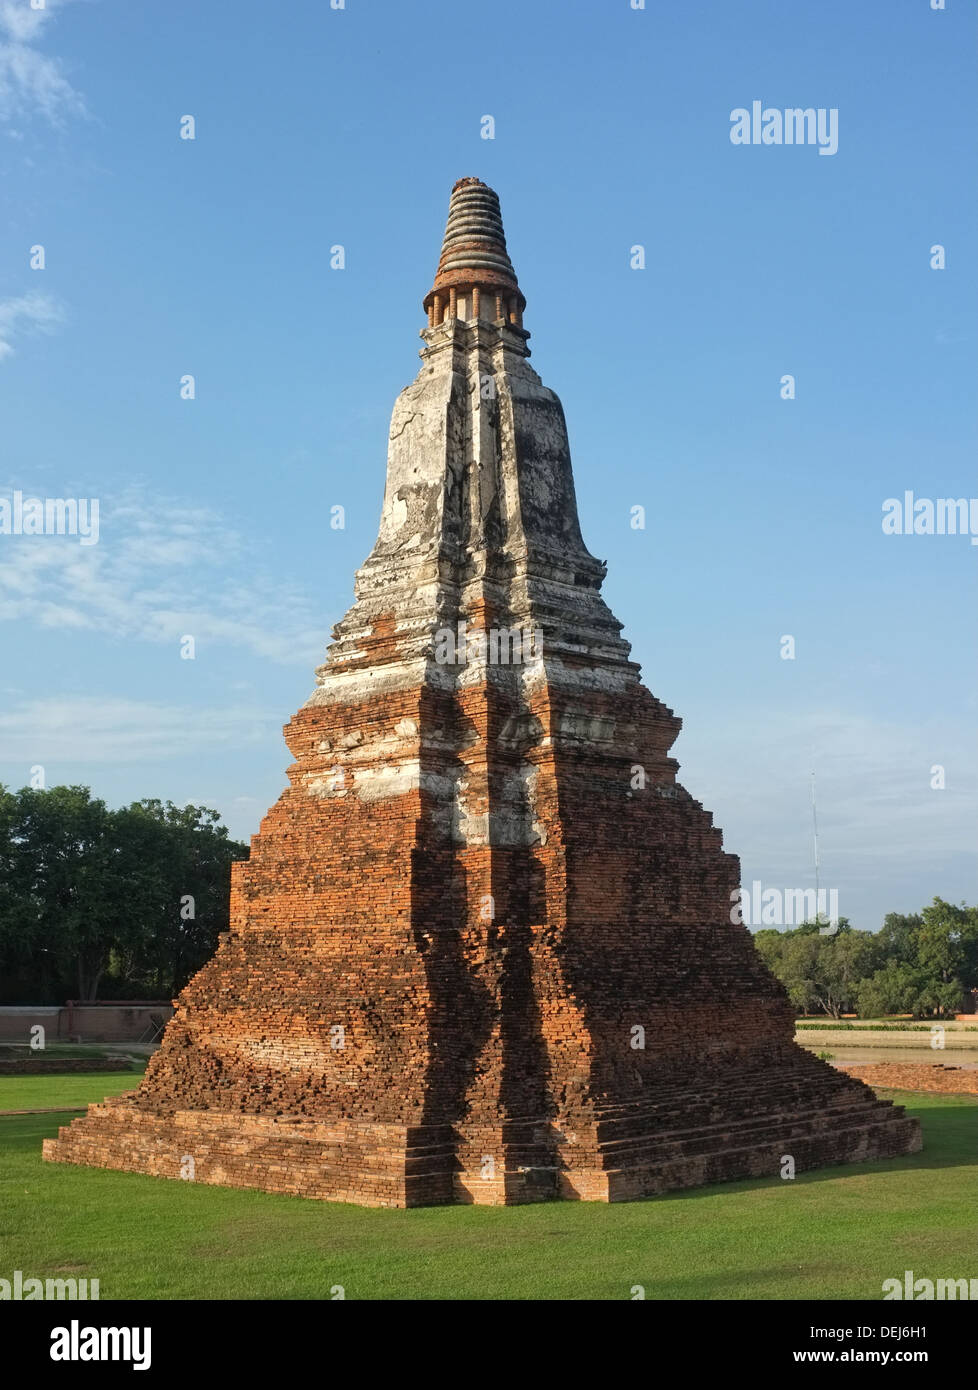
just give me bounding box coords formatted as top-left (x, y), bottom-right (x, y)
top-left (0, 785), bottom-right (249, 1003)
top-left (754, 900), bottom-right (978, 1020)
top-left (1, 784), bottom-right (974, 1021)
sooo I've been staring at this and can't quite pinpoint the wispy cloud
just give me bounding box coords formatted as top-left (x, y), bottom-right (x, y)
top-left (0, 0), bottom-right (85, 126)
top-left (0, 695), bottom-right (277, 763)
top-left (0, 486), bottom-right (328, 664)
top-left (679, 705), bottom-right (978, 898)
top-left (0, 291), bottom-right (64, 360)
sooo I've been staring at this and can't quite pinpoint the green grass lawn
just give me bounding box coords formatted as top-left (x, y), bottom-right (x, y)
top-left (0, 1067), bottom-right (145, 1112)
top-left (0, 1087), bottom-right (974, 1300)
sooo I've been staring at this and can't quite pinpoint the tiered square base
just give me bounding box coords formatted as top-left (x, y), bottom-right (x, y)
top-left (43, 1064), bottom-right (921, 1207)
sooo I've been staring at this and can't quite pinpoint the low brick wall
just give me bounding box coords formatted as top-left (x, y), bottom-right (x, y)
top-left (795, 1028), bottom-right (978, 1050)
top-left (839, 1063), bottom-right (978, 1096)
top-left (0, 1057), bottom-right (129, 1075)
top-left (0, 1005), bottom-right (173, 1043)
top-left (0, 1007), bottom-right (61, 1042)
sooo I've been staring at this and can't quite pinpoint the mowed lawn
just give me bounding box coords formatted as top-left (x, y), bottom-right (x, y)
top-left (0, 1076), bottom-right (974, 1300)
top-left (0, 1066), bottom-right (145, 1113)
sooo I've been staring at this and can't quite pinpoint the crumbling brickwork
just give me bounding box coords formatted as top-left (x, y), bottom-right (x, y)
top-left (44, 179), bottom-right (921, 1204)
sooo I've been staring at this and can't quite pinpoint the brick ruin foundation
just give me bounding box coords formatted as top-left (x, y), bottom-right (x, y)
top-left (44, 179), bottom-right (922, 1205)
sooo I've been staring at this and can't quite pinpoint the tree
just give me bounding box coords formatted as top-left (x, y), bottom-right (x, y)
top-left (857, 899), bottom-right (978, 1019)
top-left (752, 928), bottom-right (786, 976)
top-left (754, 900), bottom-right (978, 1021)
top-left (821, 929), bottom-right (880, 1016)
top-left (855, 959), bottom-right (920, 1019)
top-left (778, 932), bottom-right (824, 1014)
top-left (114, 799), bottom-right (247, 996)
top-left (877, 910), bottom-right (923, 966)
top-left (0, 785), bottom-right (129, 999)
top-left (0, 784), bottom-right (247, 1002)
top-left (757, 919), bottom-right (877, 1018)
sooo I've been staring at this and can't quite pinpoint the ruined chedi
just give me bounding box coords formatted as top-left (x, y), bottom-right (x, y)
top-left (46, 178), bottom-right (921, 1204)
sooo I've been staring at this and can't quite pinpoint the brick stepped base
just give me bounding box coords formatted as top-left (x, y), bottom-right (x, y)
top-left (598, 1101), bottom-right (920, 1200)
top-left (43, 1055), bottom-right (920, 1207)
top-left (43, 1102), bottom-right (458, 1207)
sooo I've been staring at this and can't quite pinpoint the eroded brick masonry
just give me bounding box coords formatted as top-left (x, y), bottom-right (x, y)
top-left (45, 179), bottom-right (921, 1204)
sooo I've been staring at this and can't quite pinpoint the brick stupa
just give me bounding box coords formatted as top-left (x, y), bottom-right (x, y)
top-left (45, 179), bottom-right (921, 1204)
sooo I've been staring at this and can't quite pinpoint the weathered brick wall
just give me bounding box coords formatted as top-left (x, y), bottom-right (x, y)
top-left (45, 571), bottom-right (922, 1203)
top-left (59, 618), bottom-right (919, 1204)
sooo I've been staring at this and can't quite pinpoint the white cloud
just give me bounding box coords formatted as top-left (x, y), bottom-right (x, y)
top-left (0, 0), bottom-right (85, 126)
top-left (0, 0), bottom-right (51, 43)
top-left (0, 486), bottom-right (329, 664)
top-left (0, 291), bottom-right (64, 360)
top-left (0, 695), bottom-right (278, 763)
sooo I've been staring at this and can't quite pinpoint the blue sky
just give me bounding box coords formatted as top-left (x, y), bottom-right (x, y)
top-left (1, 0), bottom-right (975, 931)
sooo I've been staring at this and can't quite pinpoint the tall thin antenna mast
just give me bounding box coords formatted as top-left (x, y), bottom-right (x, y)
top-left (810, 770), bottom-right (821, 922)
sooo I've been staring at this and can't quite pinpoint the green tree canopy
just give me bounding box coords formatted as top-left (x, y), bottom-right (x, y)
top-left (752, 901), bottom-right (976, 1020)
top-left (0, 784), bottom-right (248, 1002)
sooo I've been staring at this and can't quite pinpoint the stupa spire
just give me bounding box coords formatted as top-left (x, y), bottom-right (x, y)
top-left (423, 178), bottom-right (526, 329)
top-left (320, 173), bottom-right (624, 697)
top-left (46, 178), bottom-right (921, 1209)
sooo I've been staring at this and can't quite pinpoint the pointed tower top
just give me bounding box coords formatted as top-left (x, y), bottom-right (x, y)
top-left (423, 178), bottom-right (526, 328)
